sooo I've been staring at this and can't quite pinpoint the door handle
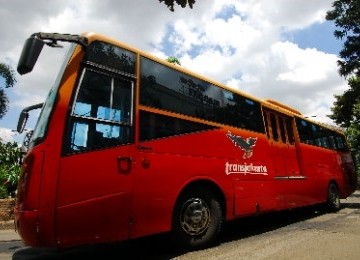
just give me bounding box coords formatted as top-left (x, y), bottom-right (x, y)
top-left (117, 156), bottom-right (132, 174)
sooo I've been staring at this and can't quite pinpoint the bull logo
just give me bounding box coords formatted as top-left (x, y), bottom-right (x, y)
top-left (226, 131), bottom-right (257, 159)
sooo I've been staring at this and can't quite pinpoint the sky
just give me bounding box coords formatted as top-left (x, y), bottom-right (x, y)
top-left (0, 0), bottom-right (347, 144)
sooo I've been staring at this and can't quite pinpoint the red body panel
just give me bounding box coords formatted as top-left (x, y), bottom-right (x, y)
top-left (15, 122), bottom-right (356, 248)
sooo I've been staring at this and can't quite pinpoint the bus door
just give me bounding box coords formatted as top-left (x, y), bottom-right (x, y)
top-left (263, 109), bottom-right (301, 206)
top-left (278, 115), bottom-right (300, 177)
top-left (57, 69), bottom-right (136, 246)
top-left (264, 109), bottom-right (300, 177)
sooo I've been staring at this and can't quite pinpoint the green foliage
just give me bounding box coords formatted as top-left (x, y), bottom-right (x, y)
top-left (327, 0), bottom-right (360, 175)
top-left (0, 63), bottom-right (17, 89)
top-left (0, 62), bottom-right (17, 119)
top-left (326, 0), bottom-right (360, 77)
top-left (331, 79), bottom-right (360, 176)
top-left (346, 124), bottom-right (360, 169)
top-left (166, 56), bottom-right (181, 66)
top-left (0, 88), bottom-right (8, 119)
top-left (330, 77), bottom-right (360, 127)
top-left (159, 0), bottom-right (195, 12)
top-left (0, 139), bottom-right (22, 198)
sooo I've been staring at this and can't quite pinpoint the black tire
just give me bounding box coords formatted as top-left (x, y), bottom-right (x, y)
top-left (327, 183), bottom-right (340, 212)
top-left (172, 188), bottom-right (223, 250)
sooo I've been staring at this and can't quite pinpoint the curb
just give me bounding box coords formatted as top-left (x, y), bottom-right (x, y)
top-left (0, 220), bottom-right (15, 230)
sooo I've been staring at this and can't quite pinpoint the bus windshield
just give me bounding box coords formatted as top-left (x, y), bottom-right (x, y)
top-left (29, 44), bottom-right (76, 148)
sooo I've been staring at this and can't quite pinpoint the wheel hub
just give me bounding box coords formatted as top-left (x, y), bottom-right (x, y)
top-left (180, 198), bottom-right (210, 236)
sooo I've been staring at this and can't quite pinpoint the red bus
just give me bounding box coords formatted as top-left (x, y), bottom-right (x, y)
top-left (14, 32), bottom-right (357, 250)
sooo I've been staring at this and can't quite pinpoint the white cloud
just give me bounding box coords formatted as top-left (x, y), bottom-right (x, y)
top-left (0, 0), bottom-right (346, 138)
top-left (0, 128), bottom-right (16, 143)
top-left (273, 41), bottom-right (337, 84)
top-left (163, 0), bottom-right (346, 126)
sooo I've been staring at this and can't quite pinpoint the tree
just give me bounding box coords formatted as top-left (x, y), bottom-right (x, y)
top-left (326, 0), bottom-right (360, 77)
top-left (0, 139), bottom-right (22, 198)
top-left (0, 62), bottom-right (17, 119)
top-left (329, 77), bottom-right (360, 127)
top-left (326, 0), bottom-right (360, 175)
top-left (166, 56), bottom-right (181, 66)
top-left (159, 0), bottom-right (195, 12)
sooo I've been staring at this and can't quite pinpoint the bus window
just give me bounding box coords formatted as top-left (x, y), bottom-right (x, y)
top-left (140, 57), bottom-right (264, 133)
top-left (285, 118), bottom-right (295, 144)
top-left (311, 124), bottom-right (331, 148)
top-left (279, 117), bottom-right (287, 143)
top-left (336, 136), bottom-right (345, 150)
top-left (269, 113), bottom-right (279, 141)
top-left (263, 110), bottom-right (270, 139)
top-left (296, 118), bottom-right (348, 151)
top-left (296, 119), bottom-right (314, 145)
top-left (85, 41), bottom-right (136, 75)
top-left (328, 135), bottom-right (337, 149)
top-left (139, 111), bottom-right (214, 141)
top-left (65, 69), bottom-right (134, 153)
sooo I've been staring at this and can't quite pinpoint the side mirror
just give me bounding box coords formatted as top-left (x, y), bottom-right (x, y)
top-left (17, 111), bottom-right (29, 134)
top-left (17, 37), bottom-right (44, 75)
top-left (16, 103), bottom-right (43, 133)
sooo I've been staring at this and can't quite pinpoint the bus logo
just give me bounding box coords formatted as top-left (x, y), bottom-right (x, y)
top-left (226, 131), bottom-right (257, 159)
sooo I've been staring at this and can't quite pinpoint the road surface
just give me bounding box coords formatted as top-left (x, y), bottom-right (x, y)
top-left (1, 190), bottom-right (359, 259)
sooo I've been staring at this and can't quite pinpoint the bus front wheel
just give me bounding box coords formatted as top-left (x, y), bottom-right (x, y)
top-left (327, 183), bottom-right (340, 212)
top-left (172, 188), bottom-right (223, 250)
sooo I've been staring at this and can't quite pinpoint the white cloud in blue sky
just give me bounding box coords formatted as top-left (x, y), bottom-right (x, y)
top-left (0, 0), bottom-right (347, 143)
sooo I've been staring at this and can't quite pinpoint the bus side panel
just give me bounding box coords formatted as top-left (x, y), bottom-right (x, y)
top-left (296, 143), bottom-right (343, 203)
top-left (129, 129), bottom-right (276, 239)
top-left (129, 129), bottom-right (232, 239)
top-left (129, 152), bottom-right (233, 239)
top-left (56, 145), bottom-right (135, 248)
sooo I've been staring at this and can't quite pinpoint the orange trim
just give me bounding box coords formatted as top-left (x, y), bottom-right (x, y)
top-left (263, 99), bottom-right (301, 115)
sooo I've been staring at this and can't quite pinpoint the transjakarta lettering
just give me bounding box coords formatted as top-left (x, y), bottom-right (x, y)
top-left (225, 162), bottom-right (268, 175)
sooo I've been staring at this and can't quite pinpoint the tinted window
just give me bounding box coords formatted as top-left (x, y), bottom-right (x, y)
top-left (270, 113), bottom-right (279, 141)
top-left (264, 109), bottom-right (295, 145)
top-left (285, 118), bottom-right (295, 144)
top-left (336, 136), bottom-right (346, 149)
top-left (296, 119), bottom-right (347, 151)
top-left (140, 111), bottom-right (216, 141)
top-left (279, 117), bottom-right (287, 143)
top-left (263, 111), bottom-right (270, 138)
top-left (140, 57), bottom-right (264, 133)
top-left (296, 119), bottom-right (314, 145)
top-left (85, 41), bottom-right (136, 75)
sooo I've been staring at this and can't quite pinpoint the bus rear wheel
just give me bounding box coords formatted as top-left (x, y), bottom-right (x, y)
top-left (172, 188), bottom-right (223, 250)
top-left (327, 183), bottom-right (340, 212)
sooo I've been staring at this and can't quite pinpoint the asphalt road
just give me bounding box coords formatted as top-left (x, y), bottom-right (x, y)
top-left (1, 190), bottom-right (359, 260)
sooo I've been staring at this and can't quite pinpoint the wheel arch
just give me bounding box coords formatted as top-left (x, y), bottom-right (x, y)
top-left (328, 179), bottom-right (341, 197)
top-left (329, 177), bottom-right (348, 199)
